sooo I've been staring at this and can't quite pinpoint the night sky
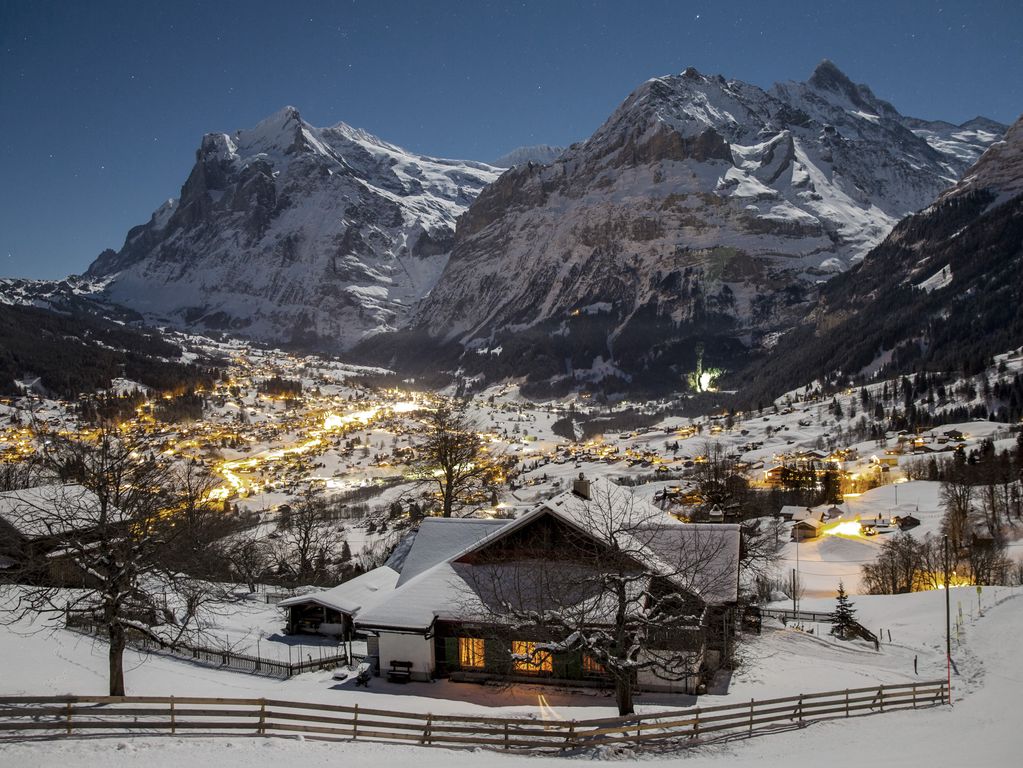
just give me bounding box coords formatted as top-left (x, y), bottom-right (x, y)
top-left (2, 0), bottom-right (1021, 280)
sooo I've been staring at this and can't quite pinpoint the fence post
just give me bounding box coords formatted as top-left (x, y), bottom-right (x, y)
top-left (353, 703), bottom-right (359, 740)
top-left (422, 713), bottom-right (432, 745)
top-left (845, 688), bottom-right (849, 717)
top-left (749, 698), bottom-right (754, 735)
top-left (566, 722), bottom-right (576, 750)
top-left (170, 696), bottom-right (176, 734)
top-left (503, 721), bottom-right (509, 749)
top-left (797, 694), bottom-right (803, 726)
top-left (65, 701), bottom-right (72, 735)
top-left (912, 683), bottom-right (917, 709)
top-left (878, 685), bottom-right (884, 713)
top-left (693, 708), bottom-right (700, 739)
top-left (258, 698), bottom-right (266, 735)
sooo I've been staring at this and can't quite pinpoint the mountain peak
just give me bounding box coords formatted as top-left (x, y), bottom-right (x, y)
top-left (236, 106), bottom-right (310, 155)
top-left (944, 113), bottom-right (1023, 203)
top-left (808, 59), bottom-right (854, 92)
top-left (493, 145), bottom-right (565, 168)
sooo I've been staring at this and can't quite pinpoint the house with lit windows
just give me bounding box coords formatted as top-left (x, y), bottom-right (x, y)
top-left (339, 477), bottom-right (741, 693)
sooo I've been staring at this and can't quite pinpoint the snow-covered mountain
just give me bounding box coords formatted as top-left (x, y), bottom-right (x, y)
top-left (744, 113), bottom-right (1023, 403)
top-left (493, 145), bottom-right (566, 168)
top-left (406, 62), bottom-right (1003, 390)
top-left (84, 107), bottom-right (502, 350)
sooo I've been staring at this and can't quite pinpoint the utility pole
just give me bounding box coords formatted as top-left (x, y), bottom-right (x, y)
top-left (792, 568), bottom-right (797, 614)
top-left (944, 534), bottom-right (952, 705)
top-left (795, 531), bottom-right (800, 613)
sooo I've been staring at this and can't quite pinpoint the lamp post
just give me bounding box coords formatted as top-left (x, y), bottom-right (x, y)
top-left (944, 534), bottom-right (952, 705)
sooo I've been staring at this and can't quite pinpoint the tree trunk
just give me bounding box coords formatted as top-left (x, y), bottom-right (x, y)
top-left (108, 623), bottom-right (126, 696)
top-left (615, 674), bottom-right (635, 716)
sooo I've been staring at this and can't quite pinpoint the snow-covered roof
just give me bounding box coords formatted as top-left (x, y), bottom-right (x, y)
top-left (357, 562), bottom-right (466, 630)
top-left (278, 566), bottom-right (399, 615)
top-left (780, 505), bottom-right (809, 519)
top-left (357, 478), bottom-right (740, 631)
top-left (792, 507), bottom-right (825, 523)
top-left (0, 485), bottom-right (105, 538)
top-left (793, 518), bottom-right (823, 530)
top-left (395, 517), bottom-right (511, 587)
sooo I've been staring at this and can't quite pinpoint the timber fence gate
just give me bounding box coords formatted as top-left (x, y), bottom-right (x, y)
top-left (64, 618), bottom-right (350, 679)
top-left (0, 680), bottom-right (947, 751)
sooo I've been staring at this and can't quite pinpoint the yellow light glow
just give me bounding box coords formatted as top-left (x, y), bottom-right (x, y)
top-left (823, 520), bottom-right (862, 537)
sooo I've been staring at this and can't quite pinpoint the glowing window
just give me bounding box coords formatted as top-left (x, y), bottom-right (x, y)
top-left (512, 640), bottom-right (553, 673)
top-left (583, 653), bottom-right (605, 675)
top-left (458, 637), bottom-right (485, 669)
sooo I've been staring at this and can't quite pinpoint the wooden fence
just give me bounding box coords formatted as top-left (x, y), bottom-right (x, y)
top-left (760, 607), bottom-right (835, 623)
top-left (0, 680), bottom-right (947, 751)
top-left (65, 619), bottom-right (349, 679)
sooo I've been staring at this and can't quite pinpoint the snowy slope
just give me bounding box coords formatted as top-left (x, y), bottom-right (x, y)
top-left (85, 107), bottom-right (502, 351)
top-left (409, 62), bottom-right (1003, 386)
top-left (2, 589), bottom-right (1019, 766)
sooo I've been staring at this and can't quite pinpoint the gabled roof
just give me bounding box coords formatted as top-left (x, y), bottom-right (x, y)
top-left (356, 478), bottom-right (740, 631)
top-left (0, 485), bottom-right (106, 539)
top-left (792, 506), bottom-right (825, 523)
top-left (278, 566), bottom-right (399, 615)
top-left (395, 517), bottom-right (510, 587)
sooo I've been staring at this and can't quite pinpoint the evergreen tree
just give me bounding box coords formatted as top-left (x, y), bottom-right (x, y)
top-left (830, 581), bottom-right (858, 640)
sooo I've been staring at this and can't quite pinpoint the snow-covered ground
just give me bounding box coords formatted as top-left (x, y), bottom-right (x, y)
top-left (2, 587), bottom-right (1019, 766)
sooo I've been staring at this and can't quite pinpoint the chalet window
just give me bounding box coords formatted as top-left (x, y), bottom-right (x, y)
top-left (582, 653), bottom-right (605, 675)
top-left (511, 640), bottom-right (552, 673)
top-left (458, 637), bottom-right (485, 669)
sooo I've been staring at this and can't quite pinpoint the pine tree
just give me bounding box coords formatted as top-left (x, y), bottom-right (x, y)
top-left (830, 581), bottom-right (858, 640)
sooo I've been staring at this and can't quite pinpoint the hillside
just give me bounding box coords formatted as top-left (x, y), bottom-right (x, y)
top-left (741, 115), bottom-right (1023, 404)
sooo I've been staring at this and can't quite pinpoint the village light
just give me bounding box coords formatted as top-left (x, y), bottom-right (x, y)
top-left (823, 520), bottom-right (862, 537)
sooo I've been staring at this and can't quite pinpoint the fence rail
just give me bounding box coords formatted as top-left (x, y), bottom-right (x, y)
top-left (0, 680), bottom-right (947, 751)
top-left (65, 619), bottom-right (348, 679)
top-left (760, 608), bottom-right (835, 623)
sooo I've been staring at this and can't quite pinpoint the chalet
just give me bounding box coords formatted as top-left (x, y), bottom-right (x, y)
top-left (791, 507), bottom-right (825, 524)
top-left (332, 478), bottom-right (740, 694)
top-left (763, 465), bottom-right (786, 486)
top-left (279, 566), bottom-right (400, 637)
top-left (0, 485), bottom-right (107, 587)
top-left (779, 505), bottom-right (810, 521)
top-left (791, 518), bottom-right (822, 541)
top-left (895, 514), bottom-right (921, 531)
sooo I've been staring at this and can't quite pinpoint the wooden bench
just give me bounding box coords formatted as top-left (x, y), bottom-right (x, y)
top-left (386, 660), bottom-right (413, 683)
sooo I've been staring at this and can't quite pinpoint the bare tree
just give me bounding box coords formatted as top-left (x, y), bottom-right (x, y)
top-left (221, 527), bottom-right (271, 592)
top-left (0, 426), bottom-right (233, 695)
top-left (0, 458), bottom-right (45, 492)
top-left (460, 482), bottom-right (738, 715)
top-left (269, 491), bottom-right (346, 586)
top-left (941, 470), bottom-right (973, 552)
top-left (414, 404), bottom-right (503, 517)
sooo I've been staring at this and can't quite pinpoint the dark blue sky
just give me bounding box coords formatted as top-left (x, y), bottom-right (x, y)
top-left (2, 0), bottom-right (1021, 280)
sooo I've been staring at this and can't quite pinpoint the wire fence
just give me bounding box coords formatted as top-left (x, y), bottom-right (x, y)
top-left (0, 680), bottom-right (947, 751)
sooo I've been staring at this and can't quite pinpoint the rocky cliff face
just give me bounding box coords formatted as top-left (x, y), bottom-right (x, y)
top-left (409, 62), bottom-right (1003, 390)
top-left (85, 107), bottom-right (501, 350)
top-left (743, 113), bottom-right (1023, 403)
top-left (493, 145), bottom-right (566, 168)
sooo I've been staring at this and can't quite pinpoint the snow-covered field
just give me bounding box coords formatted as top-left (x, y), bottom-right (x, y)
top-left (2, 587), bottom-right (1018, 766)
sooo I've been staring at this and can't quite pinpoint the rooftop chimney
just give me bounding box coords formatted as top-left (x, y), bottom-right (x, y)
top-left (573, 472), bottom-right (591, 500)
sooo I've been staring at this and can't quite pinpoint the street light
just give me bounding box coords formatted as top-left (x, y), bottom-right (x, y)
top-left (944, 534), bottom-right (952, 706)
